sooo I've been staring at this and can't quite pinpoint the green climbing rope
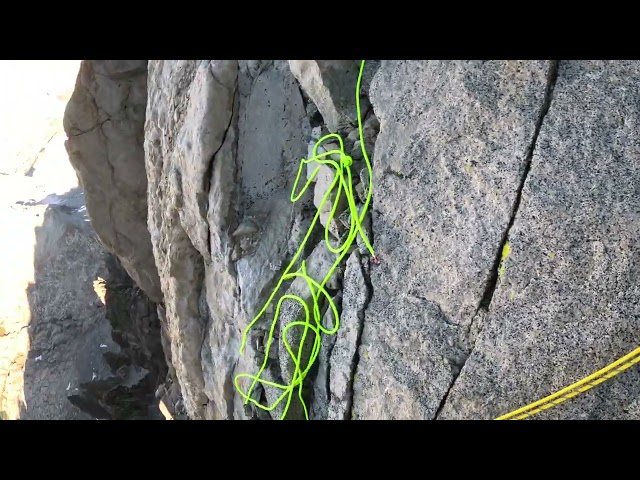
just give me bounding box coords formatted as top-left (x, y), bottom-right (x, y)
top-left (234, 60), bottom-right (376, 420)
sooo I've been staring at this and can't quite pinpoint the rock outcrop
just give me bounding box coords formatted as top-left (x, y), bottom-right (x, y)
top-left (51, 59), bottom-right (640, 420)
top-left (353, 60), bottom-right (552, 419)
top-left (289, 60), bottom-right (366, 133)
top-left (437, 61), bottom-right (640, 419)
top-left (143, 60), bottom-right (384, 420)
top-left (354, 61), bottom-right (640, 420)
top-left (63, 60), bottom-right (162, 303)
top-left (145, 60), bottom-right (313, 419)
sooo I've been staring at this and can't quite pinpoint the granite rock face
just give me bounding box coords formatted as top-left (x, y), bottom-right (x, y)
top-left (352, 60), bottom-right (553, 419)
top-left (63, 60), bottom-right (162, 303)
top-left (66, 59), bottom-right (640, 420)
top-left (438, 61), bottom-right (640, 420)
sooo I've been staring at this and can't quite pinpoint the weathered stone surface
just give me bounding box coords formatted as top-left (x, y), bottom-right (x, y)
top-left (146, 60), bottom-right (238, 419)
top-left (145, 60), bottom-right (313, 420)
top-left (353, 60), bottom-right (551, 419)
top-left (438, 61), bottom-right (640, 420)
top-left (328, 251), bottom-right (369, 420)
top-left (63, 60), bottom-right (162, 303)
top-left (310, 292), bottom-right (342, 420)
top-left (289, 60), bottom-right (368, 133)
top-left (49, 58), bottom-right (640, 421)
top-left (225, 60), bottom-right (312, 421)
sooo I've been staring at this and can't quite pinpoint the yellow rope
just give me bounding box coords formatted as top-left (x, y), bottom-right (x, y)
top-left (495, 345), bottom-right (640, 419)
top-left (234, 60), bottom-right (376, 420)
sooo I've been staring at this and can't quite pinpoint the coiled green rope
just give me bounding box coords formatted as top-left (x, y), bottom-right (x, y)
top-left (234, 60), bottom-right (376, 420)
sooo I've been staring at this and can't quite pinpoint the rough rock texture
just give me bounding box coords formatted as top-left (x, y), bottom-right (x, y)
top-left (145, 60), bottom-right (313, 419)
top-left (353, 60), bottom-right (552, 419)
top-left (64, 60), bottom-right (162, 303)
top-left (310, 291), bottom-right (342, 420)
top-left (351, 60), bottom-right (640, 420)
top-left (327, 251), bottom-right (370, 420)
top-left (289, 61), bottom-right (370, 133)
top-left (277, 242), bottom-right (339, 388)
top-left (438, 61), bottom-right (640, 420)
top-left (69, 58), bottom-right (640, 421)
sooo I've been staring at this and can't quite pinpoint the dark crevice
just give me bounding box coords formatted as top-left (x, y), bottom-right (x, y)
top-left (345, 254), bottom-right (374, 420)
top-left (197, 286), bottom-right (211, 409)
top-left (382, 167), bottom-right (412, 180)
top-left (324, 340), bottom-right (336, 406)
top-left (69, 254), bottom-right (168, 420)
top-left (297, 83), bottom-right (310, 110)
top-left (296, 81), bottom-right (324, 129)
top-left (434, 380), bottom-right (454, 419)
top-left (224, 359), bottom-right (239, 419)
top-left (434, 60), bottom-right (560, 420)
top-left (203, 85), bottom-right (238, 258)
top-left (477, 60), bottom-right (559, 315)
top-left (71, 118), bottom-right (112, 137)
top-left (433, 329), bottom-right (480, 419)
top-left (344, 92), bottom-right (378, 420)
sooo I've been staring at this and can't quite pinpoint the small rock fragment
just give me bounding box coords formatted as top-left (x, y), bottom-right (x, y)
top-left (355, 183), bottom-right (367, 204)
top-left (351, 140), bottom-right (364, 161)
top-left (232, 219), bottom-right (259, 237)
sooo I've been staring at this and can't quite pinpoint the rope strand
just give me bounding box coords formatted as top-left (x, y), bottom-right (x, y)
top-left (495, 345), bottom-right (640, 419)
top-left (233, 60), bottom-right (639, 421)
top-left (234, 60), bottom-right (375, 420)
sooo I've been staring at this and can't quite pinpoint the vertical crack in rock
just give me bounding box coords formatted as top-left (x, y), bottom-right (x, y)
top-left (168, 225), bottom-right (209, 417)
top-left (197, 284), bottom-right (212, 412)
top-left (202, 78), bottom-right (241, 420)
top-left (203, 86), bottom-right (239, 258)
top-left (434, 61), bottom-right (560, 419)
top-left (346, 256), bottom-right (373, 420)
top-left (477, 60), bottom-right (560, 315)
top-left (433, 328), bottom-right (482, 419)
top-left (327, 251), bottom-right (371, 420)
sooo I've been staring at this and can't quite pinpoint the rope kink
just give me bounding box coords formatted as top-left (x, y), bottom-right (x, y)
top-left (496, 345), bottom-right (640, 419)
top-left (234, 60), bottom-right (376, 420)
